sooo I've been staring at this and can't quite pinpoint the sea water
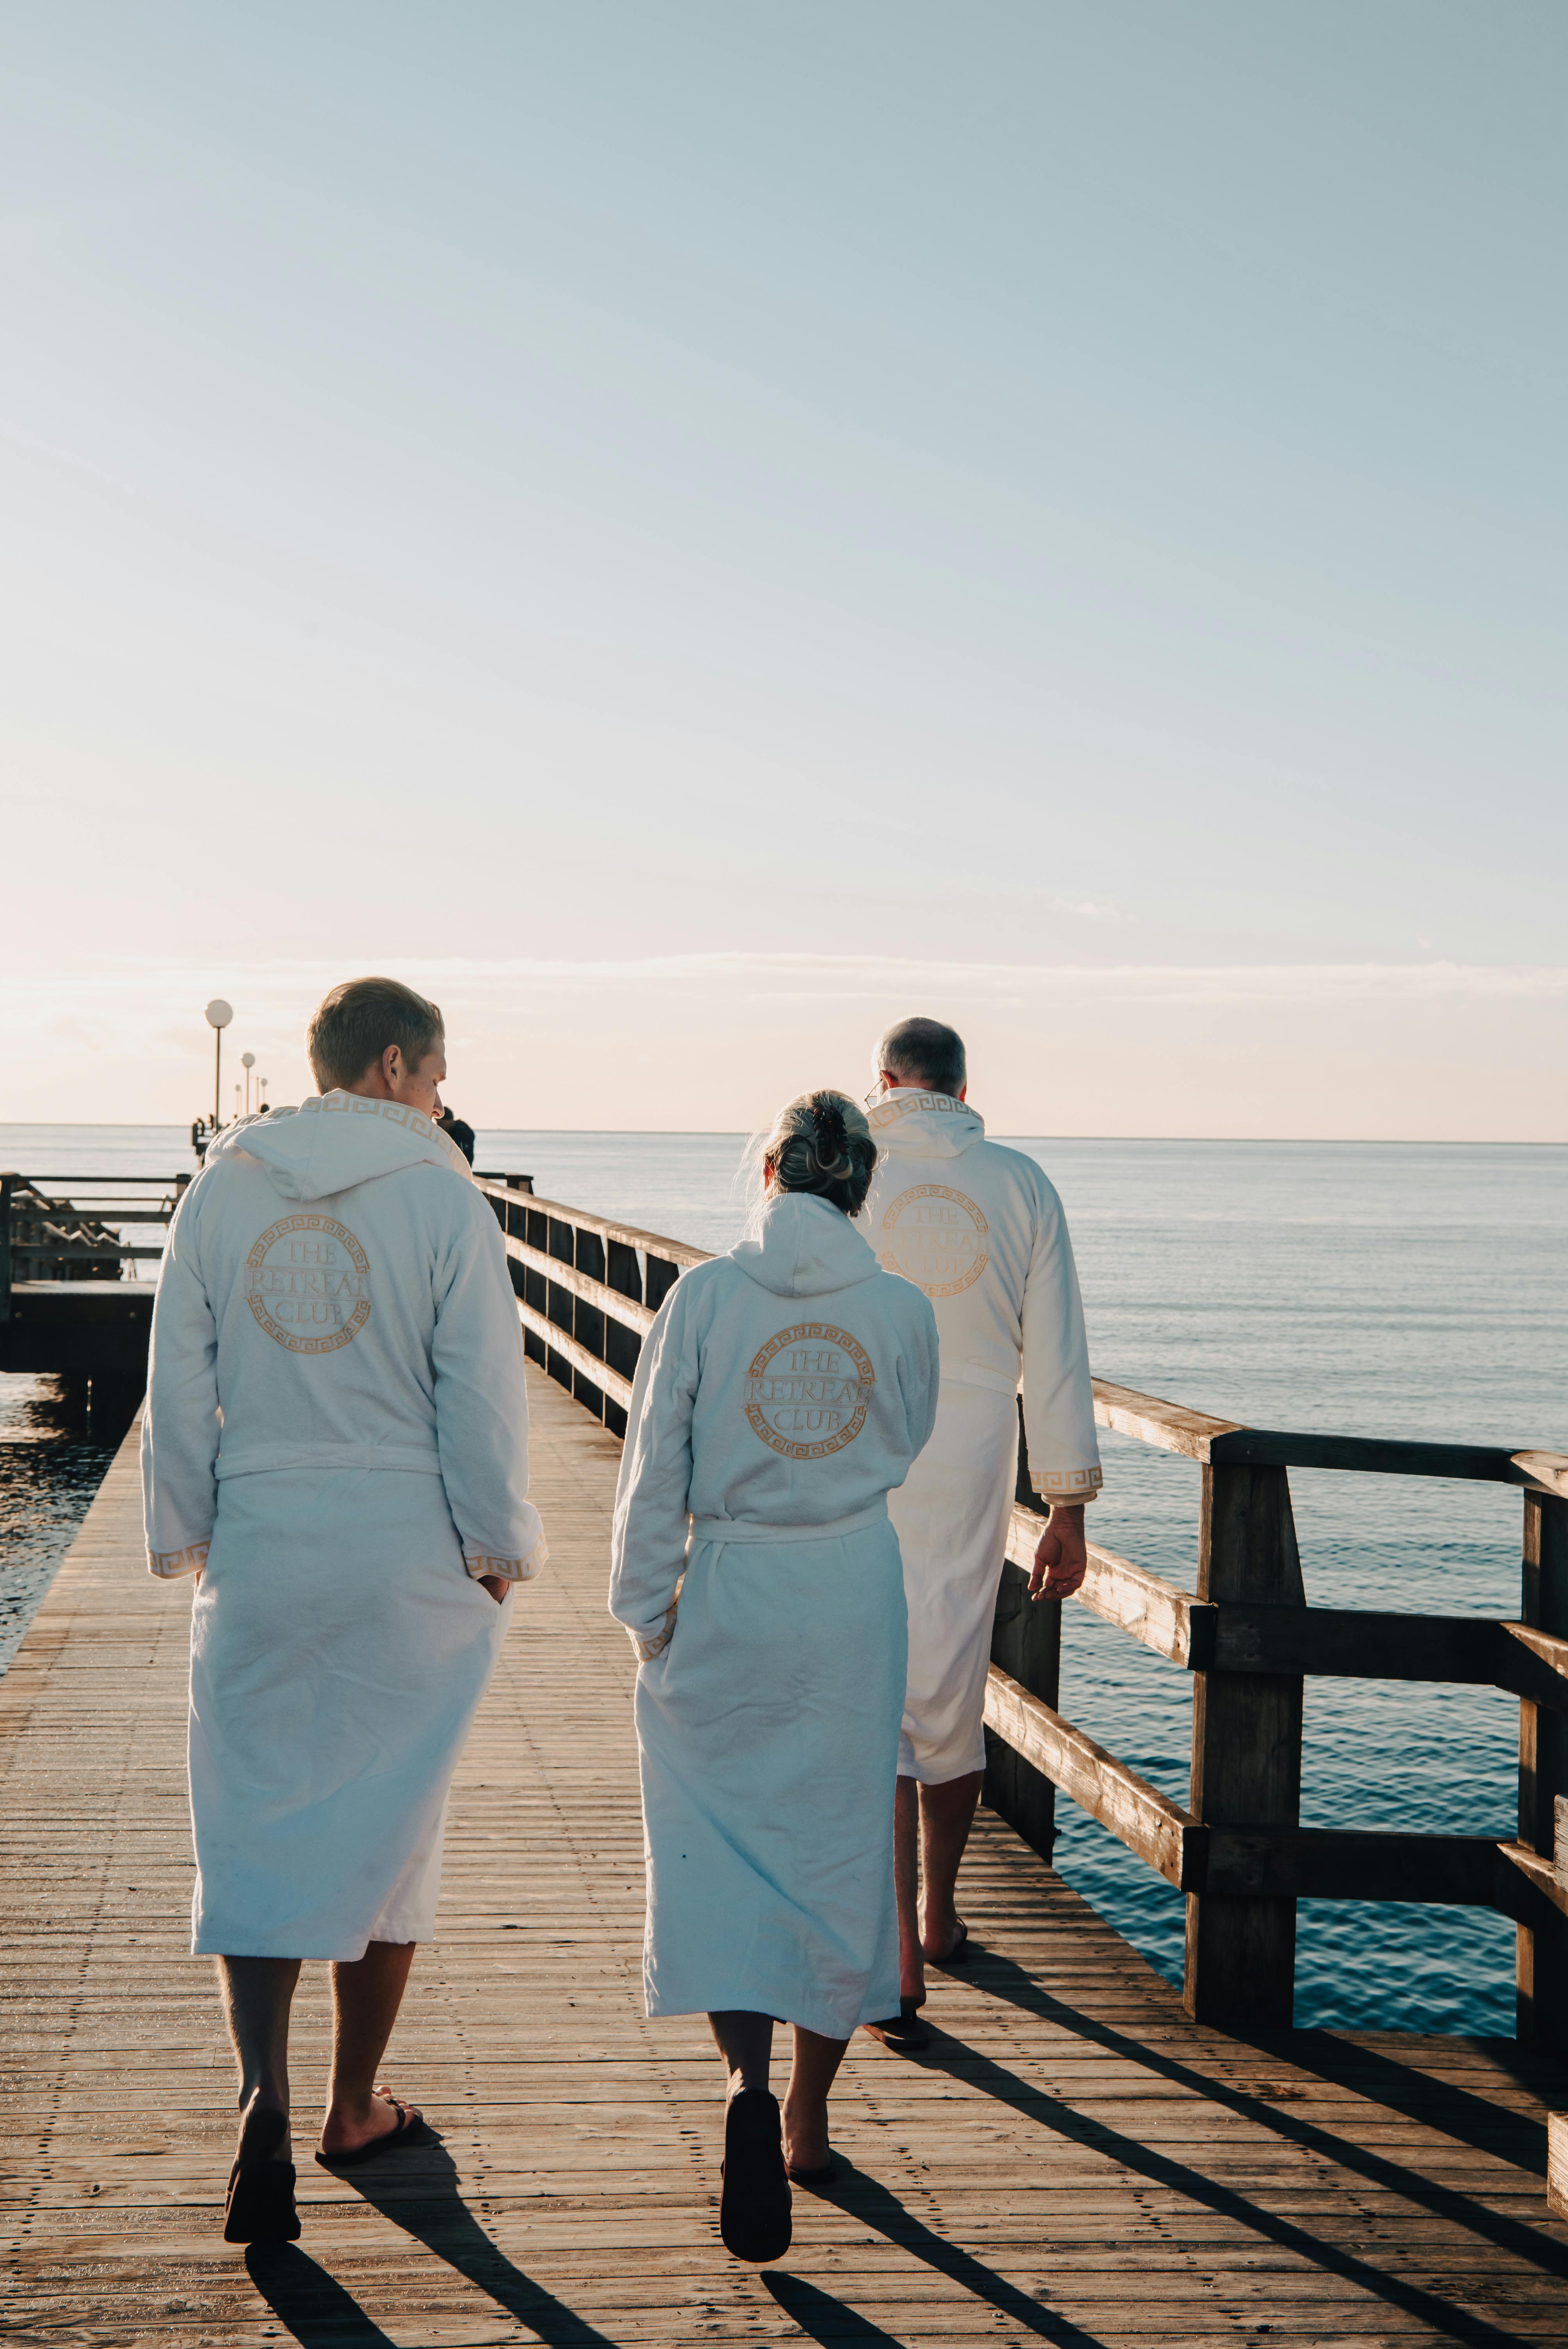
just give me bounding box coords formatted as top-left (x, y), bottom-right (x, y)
top-left (4, 1122), bottom-right (1563, 2035)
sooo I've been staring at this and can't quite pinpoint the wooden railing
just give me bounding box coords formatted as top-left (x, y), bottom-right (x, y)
top-left (478, 1181), bottom-right (1568, 2046)
top-left (0, 1173), bottom-right (189, 1313)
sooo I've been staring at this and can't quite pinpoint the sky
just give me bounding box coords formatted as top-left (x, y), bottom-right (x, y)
top-left (2, 1), bottom-right (1564, 1136)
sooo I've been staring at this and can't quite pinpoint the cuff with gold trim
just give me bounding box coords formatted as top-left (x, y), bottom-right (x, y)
top-left (147, 1542), bottom-right (210, 1579)
top-left (1030, 1467), bottom-right (1103, 1506)
top-left (627, 1602), bottom-right (679, 1664)
top-left (463, 1533), bottom-right (549, 1584)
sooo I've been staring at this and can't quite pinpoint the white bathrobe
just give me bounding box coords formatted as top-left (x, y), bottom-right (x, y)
top-left (141, 1093), bottom-right (546, 1960)
top-left (855, 1089), bottom-right (1100, 1783)
top-left (610, 1192), bottom-right (939, 2038)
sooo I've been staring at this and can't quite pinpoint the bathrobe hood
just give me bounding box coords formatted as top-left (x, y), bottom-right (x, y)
top-left (730, 1192), bottom-right (880, 1299)
top-left (866, 1089), bottom-right (985, 1159)
top-left (205, 1093), bottom-right (471, 1203)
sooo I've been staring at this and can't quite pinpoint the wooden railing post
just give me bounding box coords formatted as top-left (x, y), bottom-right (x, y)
top-left (0, 1174), bottom-right (14, 1323)
top-left (1184, 1463), bottom-right (1305, 2028)
top-left (984, 1401), bottom-right (1061, 1862)
top-left (1517, 1490), bottom-right (1568, 2050)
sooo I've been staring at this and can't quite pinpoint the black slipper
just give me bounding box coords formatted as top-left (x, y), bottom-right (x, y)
top-left (787, 2151), bottom-right (839, 2187)
top-left (935, 1920), bottom-right (972, 1966)
top-left (863, 1996), bottom-right (931, 2054)
top-left (719, 2088), bottom-right (791, 2262)
top-left (314, 2096), bottom-right (431, 2171)
top-left (224, 2107), bottom-right (299, 2244)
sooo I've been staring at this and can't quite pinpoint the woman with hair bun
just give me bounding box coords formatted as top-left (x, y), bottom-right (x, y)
top-left (609, 1090), bottom-right (939, 2263)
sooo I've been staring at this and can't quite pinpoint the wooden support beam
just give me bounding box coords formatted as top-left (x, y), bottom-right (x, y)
top-left (475, 1182), bottom-right (712, 1273)
top-left (982, 1665), bottom-right (1200, 1890)
top-left (1184, 1463), bottom-right (1304, 2030)
top-left (1004, 1504), bottom-right (1214, 1666)
top-left (1517, 1490), bottom-right (1568, 2053)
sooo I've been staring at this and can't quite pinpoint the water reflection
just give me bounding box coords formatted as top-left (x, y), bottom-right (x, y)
top-left (0, 1372), bottom-right (139, 1672)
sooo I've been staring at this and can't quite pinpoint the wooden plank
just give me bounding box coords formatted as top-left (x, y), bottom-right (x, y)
top-left (1005, 1504), bottom-right (1213, 1667)
top-left (514, 1298), bottom-right (634, 1410)
top-left (474, 1181), bottom-right (713, 1273)
top-left (8, 1370), bottom-right (1568, 2340)
top-left (982, 1665), bottom-right (1198, 1889)
top-left (1550, 2111), bottom-right (1568, 2222)
top-left (1090, 1377), bottom-right (1242, 1460)
top-left (502, 1233), bottom-right (656, 1337)
top-left (1185, 1464), bottom-right (1304, 2030)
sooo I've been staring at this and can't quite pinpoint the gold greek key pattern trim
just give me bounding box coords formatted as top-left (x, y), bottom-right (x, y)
top-left (629, 1600), bottom-right (679, 1665)
top-left (463, 1534), bottom-right (549, 1584)
top-left (148, 1542), bottom-right (210, 1579)
top-left (1031, 1467), bottom-right (1103, 1502)
top-left (866, 1088), bottom-right (967, 1131)
top-left (306, 1090), bottom-right (437, 1140)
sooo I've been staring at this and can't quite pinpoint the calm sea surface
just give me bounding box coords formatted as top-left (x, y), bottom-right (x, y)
top-left (4, 1121), bottom-right (1564, 2036)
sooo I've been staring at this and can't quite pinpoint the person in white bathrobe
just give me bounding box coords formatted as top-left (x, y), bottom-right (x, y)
top-left (855, 1016), bottom-right (1101, 2043)
top-left (141, 976), bottom-right (545, 2245)
top-left (610, 1090), bottom-right (937, 2262)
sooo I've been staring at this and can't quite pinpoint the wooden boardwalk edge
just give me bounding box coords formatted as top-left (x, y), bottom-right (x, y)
top-left (3, 1367), bottom-right (1568, 2345)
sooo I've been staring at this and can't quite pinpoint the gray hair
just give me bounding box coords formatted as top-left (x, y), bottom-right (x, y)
top-left (874, 1015), bottom-right (966, 1100)
top-left (753, 1089), bottom-right (877, 1218)
top-left (306, 976), bottom-right (444, 1092)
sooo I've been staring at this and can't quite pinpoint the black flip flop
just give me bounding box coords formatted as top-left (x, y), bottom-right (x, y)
top-left (719, 2087), bottom-right (791, 2262)
top-left (936, 1920), bottom-right (972, 1966)
top-left (224, 2106), bottom-right (299, 2244)
top-left (314, 2096), bottom-right (432, 2171)
top-left (863, 1997), bottom-right (931, 2054)
top-left (787, 2151), bottom-right (839, 2187)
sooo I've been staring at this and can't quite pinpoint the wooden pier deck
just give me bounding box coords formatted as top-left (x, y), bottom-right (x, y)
top-left (4, 1366), bottom-right (1568, 2346)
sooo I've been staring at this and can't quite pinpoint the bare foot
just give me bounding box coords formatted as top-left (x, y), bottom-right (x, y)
top-left (920, 1913), bottom-right (965, 1965)
top-left (319, 2081), bottom-right (421, 2160)
top-left (781, 2094), bottom-right (829, 2176)
top-left (236, 2091), bottom-right (292, 2168)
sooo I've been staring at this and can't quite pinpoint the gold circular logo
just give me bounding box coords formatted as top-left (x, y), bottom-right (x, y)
top-left (743, 1321), bottom-right (875, 1459)
top-left (244, 1213), bottom-right (372, 1355)
top-left (880, 1183), bottom-right (989, 1297)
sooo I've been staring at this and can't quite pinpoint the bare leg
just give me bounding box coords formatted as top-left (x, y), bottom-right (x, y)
top-left (216, 1956), bottom-right (301, 2161)
top-left (320, 1940), bottom-right (421, 2157)
top-left (918, 1770), bottom-right (982, 1960)
top-left (894, 1774), bottom-right (924, 2003)
top-left (782, 2026), bottom-right (849, 2173)
top-left (707, 2009), bottom-right (774, 2098)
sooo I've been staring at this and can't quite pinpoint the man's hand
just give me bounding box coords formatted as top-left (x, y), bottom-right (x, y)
top-left (1029, 1505), bottom-right (1088, 1603)
top-left (479, 1575), bottom-right (511, 1606)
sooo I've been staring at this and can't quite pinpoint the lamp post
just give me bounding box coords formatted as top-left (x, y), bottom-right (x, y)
top-left (241, 1051), bottom-right (256, 1116)
top-left (205, 999), bottom-right (233, 1128)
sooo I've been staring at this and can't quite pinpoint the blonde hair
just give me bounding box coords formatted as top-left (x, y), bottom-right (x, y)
top-left (754, 1089), bottom-right (877, 1217)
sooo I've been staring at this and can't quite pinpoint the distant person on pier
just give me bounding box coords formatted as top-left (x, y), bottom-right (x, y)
top-left (437, 1107), bottom-right (476, 1165)
top-left (610, 1091), bottom-right (938, 2262)
top-left (141, 975), bottom-right (545, 2246)
top-left (855, 1015), bottom-right (1099, 2049)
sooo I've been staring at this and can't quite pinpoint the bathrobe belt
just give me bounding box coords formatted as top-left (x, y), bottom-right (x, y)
top-left (214, 1441), bottom-right (444, 1479)
top-left (687, 1499), bottom-right (889, 1547)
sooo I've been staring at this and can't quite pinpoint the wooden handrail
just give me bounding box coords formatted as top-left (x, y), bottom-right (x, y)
top-left (481, 1183), bottom-right (1568, 2050)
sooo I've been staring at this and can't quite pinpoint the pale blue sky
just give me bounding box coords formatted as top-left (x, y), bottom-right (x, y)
top-left (3, 3), bottom-right (1564, 1130)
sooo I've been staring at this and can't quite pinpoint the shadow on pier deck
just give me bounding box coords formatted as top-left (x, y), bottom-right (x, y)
top-left (4, 1367), bottom-right (1568, 2345)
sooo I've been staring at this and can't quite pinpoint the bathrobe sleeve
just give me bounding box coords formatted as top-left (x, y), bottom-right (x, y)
top-left (141, 1184), bottom-right (222, 1577)
top-left (433, 1191), bottom-right (547, 1583)
top-left (1019, 1171), bottom-right (1103, 1508)
top-left (609, 1280), bottom-right (699, 1662)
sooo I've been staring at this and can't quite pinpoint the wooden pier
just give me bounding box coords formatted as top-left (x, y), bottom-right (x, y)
top-left (5, 1367), bottom-right (1568, 2343)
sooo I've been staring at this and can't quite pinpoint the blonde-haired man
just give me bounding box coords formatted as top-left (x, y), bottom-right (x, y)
top-left (855, 1016), bottom-right (1100, 2046)
top-left (143, 977), bottom-right (544, 2242)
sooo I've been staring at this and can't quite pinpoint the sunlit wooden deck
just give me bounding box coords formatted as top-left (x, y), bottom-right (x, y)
top-left (4, 1365), bottom-right (1568, 2345)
